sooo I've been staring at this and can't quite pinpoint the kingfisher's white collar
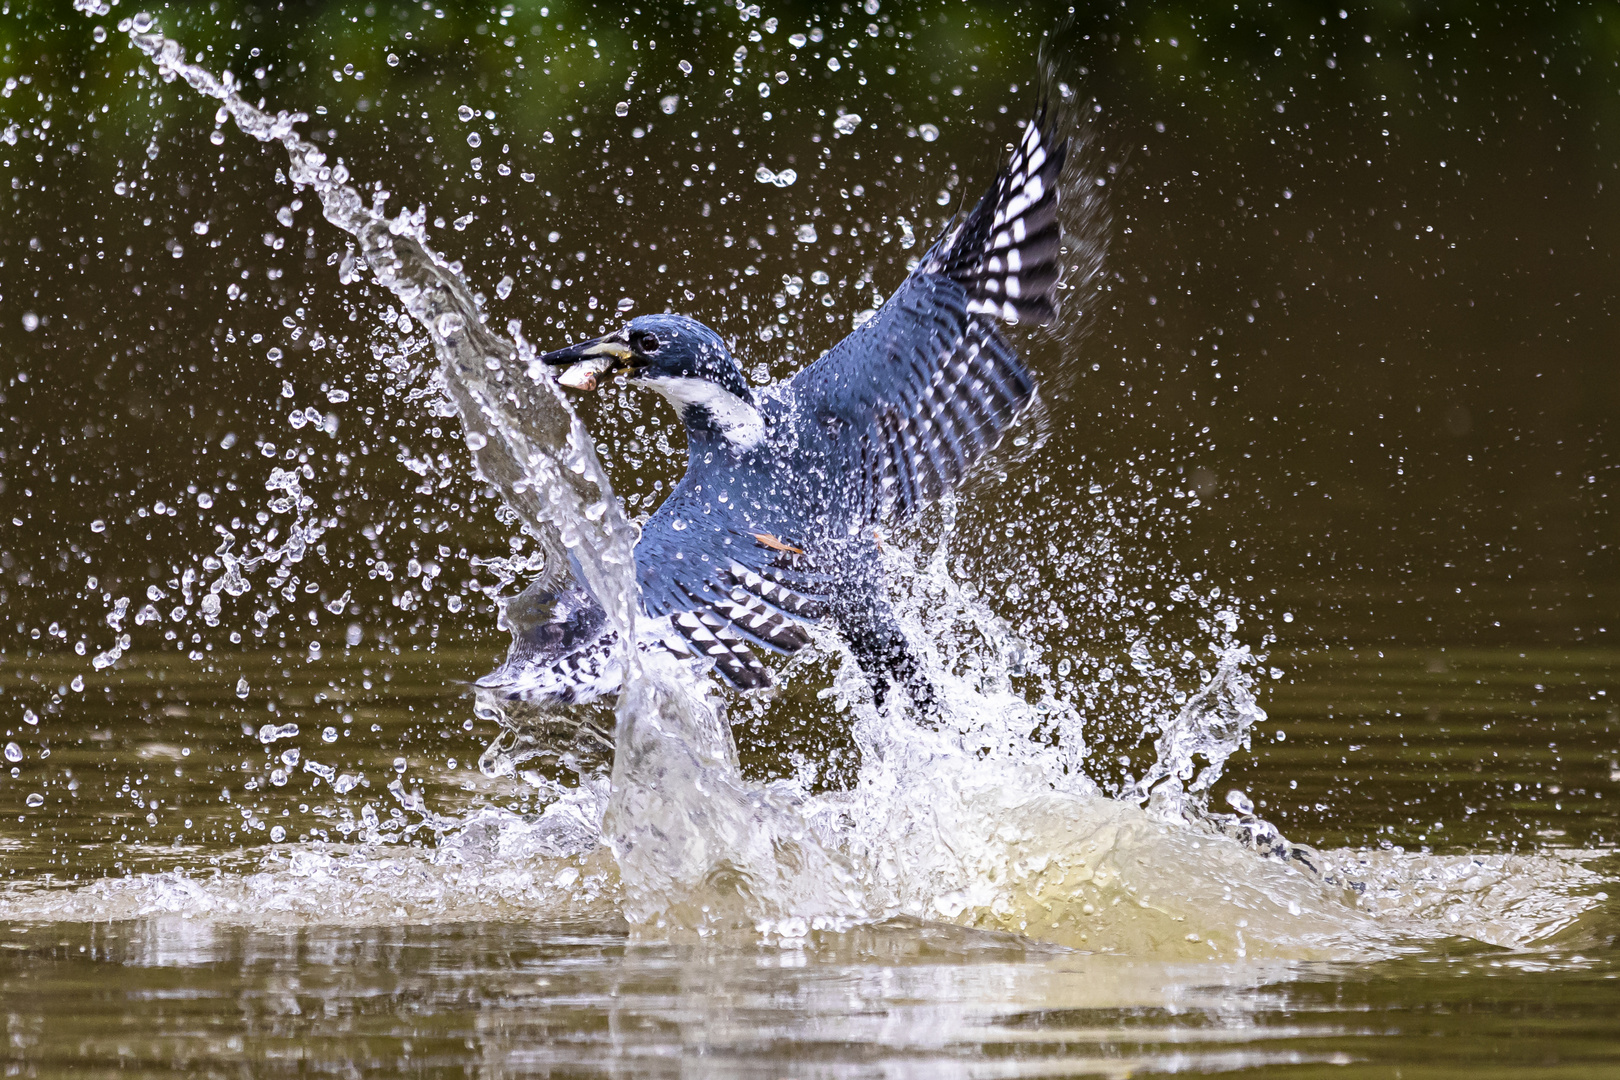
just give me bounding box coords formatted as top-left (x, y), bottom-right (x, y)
top-left (648, 376), bottom-right (767, 451)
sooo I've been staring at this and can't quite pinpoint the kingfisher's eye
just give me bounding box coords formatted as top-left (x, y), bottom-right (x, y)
top-left (636, 332), bottom-right (661, 354)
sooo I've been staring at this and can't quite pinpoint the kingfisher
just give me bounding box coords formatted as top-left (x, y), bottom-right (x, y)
top-left (478, 110), bottom-right (1068, 717)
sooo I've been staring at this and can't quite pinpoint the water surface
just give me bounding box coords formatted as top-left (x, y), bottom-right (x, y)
top-left (2, 1), bottom-right (1618, 1074)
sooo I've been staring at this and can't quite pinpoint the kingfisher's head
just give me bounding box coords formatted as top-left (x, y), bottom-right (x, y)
top-left (541, 313), bottom-right (764, 450)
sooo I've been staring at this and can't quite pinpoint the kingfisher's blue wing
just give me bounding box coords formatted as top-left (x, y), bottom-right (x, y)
top-left (789, 112), bottom-right (1067, 525)
top-left (634, 505), bottom-right (832, 690)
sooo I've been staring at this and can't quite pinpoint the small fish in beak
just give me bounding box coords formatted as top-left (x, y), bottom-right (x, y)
top-left (556, 355), bottom-right (616, 391)
top-left (539, 330), bottom-right (634, 392)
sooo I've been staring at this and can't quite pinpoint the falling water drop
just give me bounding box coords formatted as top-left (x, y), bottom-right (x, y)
top-left (236, 677), bottom-right (250, 699)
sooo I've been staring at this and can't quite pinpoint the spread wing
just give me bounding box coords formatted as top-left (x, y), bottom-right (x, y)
top-left (789, 111), bottom-right (1066, 525)
top-left (634, 509), bottom-right (831, 690)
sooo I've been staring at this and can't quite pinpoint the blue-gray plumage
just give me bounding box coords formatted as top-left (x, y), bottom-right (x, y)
top-left (479, 110), bottom-right (1068, 712)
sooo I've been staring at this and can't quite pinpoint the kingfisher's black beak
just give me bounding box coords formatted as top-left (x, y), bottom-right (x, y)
top-left (539, 329), bottom-right (637, 391)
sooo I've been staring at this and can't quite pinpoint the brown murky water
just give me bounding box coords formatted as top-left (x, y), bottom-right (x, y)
top-left (2, 2), bottom-right (1618, 1075)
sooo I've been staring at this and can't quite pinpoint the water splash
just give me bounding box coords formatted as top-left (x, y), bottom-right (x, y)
top-left (123, 24), bottom-right (636, 629)
top-left (121, 19), bottom-right (867, 932)
top-left (14, 15), bottom-right (1603, 959)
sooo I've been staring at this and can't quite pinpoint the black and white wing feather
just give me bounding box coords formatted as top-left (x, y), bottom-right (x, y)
top-left (790, 110), bottom-right (1067, 525)
top-left (635, 513), bottom-right (830, 691)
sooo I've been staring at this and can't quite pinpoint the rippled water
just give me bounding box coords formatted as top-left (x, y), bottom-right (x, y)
top-left (3, 2), bottom-right (1618, 1075)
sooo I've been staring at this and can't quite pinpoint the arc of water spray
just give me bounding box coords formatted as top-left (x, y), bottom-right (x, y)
top-left (110, 12), bottom-right (640, 649)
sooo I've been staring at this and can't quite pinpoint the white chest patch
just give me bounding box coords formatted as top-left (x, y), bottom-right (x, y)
top-left (650, 376), bottom-right (767, 451)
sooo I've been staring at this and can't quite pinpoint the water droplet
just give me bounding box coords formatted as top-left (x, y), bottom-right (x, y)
top-left (1225, 789), bottom-right (1255, 816)
top-left (833, 112), bottom-right (862, 135)
top-left (919, 123), bottom-right (940, 142)
top-left (457, 104), bottom-right (475, 122)
top-left (466, 131), bottom-right (482, 148)
top-left (192, 220), bottom-right (209, 235)
top-left (386, 52), bottom-right (399, 66)
top-left (615, 101), bottom-right (629, 117)
top-left (789, 32), bottom-right (807, 47)
top-left (1282, 612), bottom-right (1294, 623)
top-left (258, 723), bottom-right (299, 744)
top-left (435, 312), bottom-right (465, 336)
top-left (131, 12), bottom-right (154, 32)
top-left (70, 675), bottom-right (84, 693)
top-left (25, 793), bottom-right (43, 809)
top-left (270, 825), bottom-right (286, 841)
top-left (322, 727), bottom-right (338, 743)
top-left (796, 224), bottom-right (818, 243)
top-left (236, 677), bottom-right (250, 699)
top-left (90, 519), bottom-right (106, 533)
top-left (22, 709), bottom-right (38, 727)
top-left (660, 94), bottom-right (680, 114)
top-left (827, 56), bottom-right (841, 72)
top-left (616, 297), bottom-right (635, 313)
top-left (21, 312), bottom-right (39, 332)
top-left (496, 275), bottom-right (514, 300)
top-left (4, 743), bottom-right (21, 763)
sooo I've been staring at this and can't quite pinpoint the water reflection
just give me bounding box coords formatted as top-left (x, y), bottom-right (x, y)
top-left (2, 917), bottom-right (1617, 1077)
